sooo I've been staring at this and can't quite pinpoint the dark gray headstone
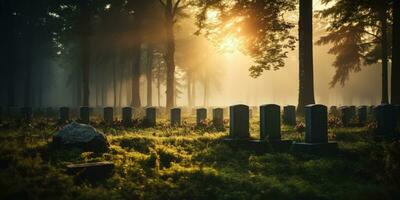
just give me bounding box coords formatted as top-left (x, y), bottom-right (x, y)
top-left (196, 108), bottom-right (207, 126)
top-left (396, 105), bottom-right (400, 128)
top-left (305, 104), bottom-right (328, 143)
top-left (122, 107), bottom-right (132, 126)
top-left (229, 104), bottom-right (250, 139)
top-left (20, 107), bottom-right (33, 122)
top-left (80, 107), bottom-right (90, 124)
top-left (357, 106), bottom-right (367, 125)
top-left (170, 108), bottom-right (181, 126)
top-left (145, 107), bottom-right (157, 126)
top-left (103, 107), bottom-right (113, 124)
top-left (375, 104), bottom-right (397, 136)
top-left (283, 105), bottom-right (296, 126)
top-left (59, 107), bottom-right (70, 123)
top-left (340, 106), bottom-right (353, 127)
top-left (329, 106), bottom-right (340, 116)
top-left (212, 108), bottom-right (224, 128)
top-left (260, 104), bottom-right (281, 141)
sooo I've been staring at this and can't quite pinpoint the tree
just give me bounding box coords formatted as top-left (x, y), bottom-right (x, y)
top-left (158, 0), bottom-right (188, 108)
top-left (297, 0), bottom-right (315, 114)
top-left (392, 0), bottom-right (400, 104)
top-left (317, 0), bottom-right (392, 104)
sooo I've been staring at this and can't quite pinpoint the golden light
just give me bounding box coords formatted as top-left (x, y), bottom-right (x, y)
top-left (219, 35), bottom-right (241, 54)
top-left (206, 9), bottom-right (220, 24)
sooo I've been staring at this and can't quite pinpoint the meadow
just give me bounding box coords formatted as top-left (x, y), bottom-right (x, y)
top-left (0, 113), bottom-right (399, 200)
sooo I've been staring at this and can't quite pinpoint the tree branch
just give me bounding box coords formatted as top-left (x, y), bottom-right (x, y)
top-left (158, 0), bottom-right (166, 8)
top-left (172, 0), bottom-right (182, 17)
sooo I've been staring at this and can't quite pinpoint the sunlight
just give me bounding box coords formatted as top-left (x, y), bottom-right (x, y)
top-left (219, 35), bottom-right (241, 54)
top-left (206, 9), bottom-right (220, 24)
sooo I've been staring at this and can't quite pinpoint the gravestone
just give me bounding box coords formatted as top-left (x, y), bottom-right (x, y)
top-left (260, 104), bottom-right (281, 141)
top-left (396, 105), bottom-right (400, 128)
top-left (53, 122), bottom-right (109, 152)
top-left (212, 108), bottom-right (224, 129)
top-left (229, 104), bottom-right (250, 139)
top-left (80, 107), bottom-right (90, 124)
top-left (305, 104), bottom-right (328, 143)
top-left (283, 105), bottom-right (296, 126)
top-left (170, 108), bottom-right (181, 126)
top-left (293, 104), bottom-right (337, 153)
top-left (375, 104), bottom-right (397, 136)
top-left (103, 107), bottom-right (113, 124)
top-left (66, 161), bottom-right (114, 183)
top-left (329, 106), bottom-right (340, 117)
top-left (122, 107), bottom-right (132, 126)
top-left (340, 106), bottom-right (353, 127)
top-left (357, 106), bottom-right (367, 125)
top-left (196, 108), bottom-right (207, 126)
top-left (20, 107), bottom-right (33, 122)
top-left (145, 107), bottom-right (157, 126)
top-left (59, 107), bottom-right (70, 123)
top-left (0, 107), bottom-right (2, 123)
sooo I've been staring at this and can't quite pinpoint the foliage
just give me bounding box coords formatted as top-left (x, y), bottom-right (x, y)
top-left (0, 116), bottom-right (399, 199)
top-left (194, 0), bottom-right (297, 77)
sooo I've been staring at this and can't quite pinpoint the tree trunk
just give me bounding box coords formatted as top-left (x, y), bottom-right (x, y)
top-left (113, 53), bottom-right (118, 107)
top-left (297, 0), bottom-right (315, 115)
top-left (192, 79), bottom-right (196, 107)
top-left (79, 2), bottom-right (91, 107)
top-left (391, 0), bottom-right (400, 104)
top-left (157, 62), bottom-right (161, 107)
top-left (146, 46), bottom-right (154, 107)
top-left (131, 44), bottom-right (142, 108)
top-left (187, 73), bottom-right (192, 107)
top-left (380, 4), bottom-right (389, 104)
top-left (164, 0), bottom-right (176, 109)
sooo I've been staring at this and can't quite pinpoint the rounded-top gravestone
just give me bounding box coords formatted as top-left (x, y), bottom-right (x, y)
top-left (305, 104), bottom-right (328, 143)
top-left (229, 104), bottom-right (250, 139)
top-left (260, 104), bottom-right (281, 141)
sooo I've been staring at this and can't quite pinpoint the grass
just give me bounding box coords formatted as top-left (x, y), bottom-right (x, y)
top-left (0, 114), bottom-right (399, 200)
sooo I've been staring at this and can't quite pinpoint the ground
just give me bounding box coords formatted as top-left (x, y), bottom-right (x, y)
top-left (0, 114), bottom-right (399, 200)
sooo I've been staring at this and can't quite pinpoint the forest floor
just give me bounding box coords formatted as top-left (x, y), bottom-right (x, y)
top-left (0, 115), bottom-right (399, 200)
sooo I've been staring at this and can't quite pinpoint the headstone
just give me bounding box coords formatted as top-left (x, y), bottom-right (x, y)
top-left (103, 107), bottom-right (113, 124)
top-left (80, 106), bottom-right (90, 124)
top-left (20, 107), bottom-right (33, 122)
top-left (329, 106), bottom-right (340, 116)
top-left (53, 122), bottom-right (109, 152)
top-left (340, 106), bottom-right (353, 127)
top-left (292, 104), bottom-right (337, 153)
top-left (0, 107), bottom-right (2, 123)
top-left (229, 104), bottom-right (250, 139)
top-left (260, 104), bottom-right (281, 141)
top-left (170, 108), bottom-right (181, 126)
top-left (59, 107), bottom-right (70, 123)
top-left (66, 161), bottom-right (114, 183)
top-left (145, 107), bottom-right (157, 126)
top-left (349, 106), bottom-right (356, 117)
top-left (357, 106), bottom-right (367, 125)
top-left (375, 104), bottom-right (397, 136)
top-left (122, 107), bottom-right (132, 126)
top-left (283, 105), bottom-right (296, 126)
top-left (212, 108), bottom-right (224, 129)
top-left (196, 108), bottom-right (207, 126)
top-left (396, 105), bottom-right (400, 128)
top-left (305, 104), bottom-right (328, 143)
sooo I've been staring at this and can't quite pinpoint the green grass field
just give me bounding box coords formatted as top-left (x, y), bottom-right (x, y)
top-left (0, 115), bottom-right (399, 200)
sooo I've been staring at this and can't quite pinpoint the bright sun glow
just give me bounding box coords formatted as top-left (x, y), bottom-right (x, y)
top-left (206, 10), bottom-right (220, 24)
top-left (219, 35), bottom-right (241, 54)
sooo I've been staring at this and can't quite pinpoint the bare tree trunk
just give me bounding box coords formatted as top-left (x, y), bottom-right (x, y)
top-left (192, 79), bottom-right (196, 107)
top-left (79, 1), bottom-right (91, 107)
top-left (157, 62), bottom-right (161, 107)
top-left (297, 0), bottom-right (315, 115)
top-left (146, 46), bottom-right (154, 107)
top-left (131, 44), bottom-right (142, 108)
top-left (391, 0), bottom-right (400, 104)
top-left (164, 0), bottom-right (176, 108)
top-left (113, 53), bottom-right (118, 107)
top-left (380, 4), bottom-right (389, 104)
top-left (187, 73), bottom-right (192, 107)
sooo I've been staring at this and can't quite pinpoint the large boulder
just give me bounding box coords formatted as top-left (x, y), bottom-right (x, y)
top-left (53, 122), bottom-right (109, 152)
